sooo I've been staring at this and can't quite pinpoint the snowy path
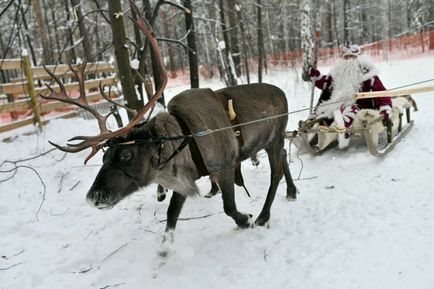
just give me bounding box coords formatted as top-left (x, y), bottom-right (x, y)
top-left (1, 55), bottom-right (433, 289)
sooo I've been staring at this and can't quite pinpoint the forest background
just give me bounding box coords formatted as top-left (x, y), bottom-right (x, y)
top-left (1, 0), bottom-right (433, 110)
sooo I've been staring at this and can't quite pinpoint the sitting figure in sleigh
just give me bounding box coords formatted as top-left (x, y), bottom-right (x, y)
top-left (301, 44), bottom-right (394, 151)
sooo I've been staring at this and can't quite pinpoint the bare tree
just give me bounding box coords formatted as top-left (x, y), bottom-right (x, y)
top-left (219, 0), bottom-right (237, 85)
top-left (108, 0), bottom-right (138, 114)
top-left (257, 0), bottom-right (264, 83)
top-left (32, 0), bottom-right (53, 64)
top-left (183, 0), bottom-right (199, 88)
top-left (227, 0), bottom-right (241, 77)
top-left (160, 10), bottom-right (176, 77)
top-left (71, 0), bottom-right (93, 59)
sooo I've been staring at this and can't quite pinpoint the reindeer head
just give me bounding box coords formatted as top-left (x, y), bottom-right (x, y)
top-left (86, 124), bottom-right (162, 209)
top-left (40, 1), bottom-right (168, 209)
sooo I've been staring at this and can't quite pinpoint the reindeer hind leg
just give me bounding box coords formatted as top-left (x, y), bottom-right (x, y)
top-left (282, 149), bottom-right (298, 200)
top-left (255, 138), bottom-right (285, 226)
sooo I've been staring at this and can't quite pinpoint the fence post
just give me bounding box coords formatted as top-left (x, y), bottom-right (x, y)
top-left (22, 51), bottom-right (43, 129)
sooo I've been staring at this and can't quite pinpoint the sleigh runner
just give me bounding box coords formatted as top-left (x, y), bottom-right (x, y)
top-left (289, 93), bottom-right (419, 157)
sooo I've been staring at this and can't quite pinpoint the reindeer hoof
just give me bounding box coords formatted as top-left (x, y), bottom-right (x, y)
top-left (286, 188), bottom-right (298, 200)
top-left (255, 213), bottom-right (270, 227)
top-left (204, 189), bottom-right (221, 198)
top-left (157, 186), bottom-right (168, 202)
top-left (204, 192), bottom-right (216, 198)
top-left (158, 230), bottom-right (174, 257)
top-left (236, 213), bottom-right (253, 229)
top-left (157, 194), bottom-right (166, 202)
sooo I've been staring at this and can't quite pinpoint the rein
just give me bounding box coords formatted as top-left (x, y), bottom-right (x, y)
top-left (112, 134), bottom-right (193, 170)
top-left (154, 135), bottom-right (193, 169)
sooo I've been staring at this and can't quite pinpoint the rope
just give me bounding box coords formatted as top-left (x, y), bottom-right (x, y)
top-left (388, 78), bottom-right (434, 91)
top-left (121, 78), bottom-right (431, 142)
top-left (192, 96), bottom-right (356, 138)
top-left (194, 77), bottom-right (434, 138)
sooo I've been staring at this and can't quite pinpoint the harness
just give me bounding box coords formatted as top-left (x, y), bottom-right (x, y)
top-left (111, 96), bottom-right (250, 196)
top-left (213, 93), bottom-right (248, 194)
top-left (214, 92), bottom-right (245, 147)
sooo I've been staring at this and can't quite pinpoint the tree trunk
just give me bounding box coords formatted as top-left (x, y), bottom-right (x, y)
top-left (183, 0), bottom-right (199, 88)
top-left (71, 0), bottom-right (93, 59)
top-left (227, 0), bottom-right (241, 77)
top-left (160, 10), bottom-right (176, 77)
top-left (141, 0), bottom-right (165, 106)
top-left (382, 0), bottom-right (390, 61)
top-left (19, 5), bottom-right (38, 66)
top-left (32, 0), bottom-right (53, 64)
top-left (343, 0), bottom-right (350, 45)
top-left (219, 0), bottom-right (236, 86)
top-left (48, 0), bottom-right (62, 62)
top-left (237, 6), bottom-right (250, 83)
top-left (257, 0), bottom-right (264, 83)
top-left (42, 0), bottom-right (55, 60)
top-left (129, 0), bottom-right (145, 109)
top-left (332, 1), bottom-right (340, 47)
top-left (324, 1), bottom-right (333, 47)
top-left (108, 0), bottom-right (138, 115)
top-left (63, 0), bottom-right (77, 63)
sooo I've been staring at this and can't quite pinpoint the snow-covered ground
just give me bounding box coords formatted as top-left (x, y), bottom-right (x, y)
top-left (1, 54), bottom-right (434, 289)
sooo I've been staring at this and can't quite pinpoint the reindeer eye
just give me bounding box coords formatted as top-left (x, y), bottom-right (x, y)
top-left (120, 150), bottom-right (132, 162)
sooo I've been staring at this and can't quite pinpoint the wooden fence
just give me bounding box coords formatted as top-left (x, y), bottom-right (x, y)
top-left (0, 56), bottom-right (120, 133)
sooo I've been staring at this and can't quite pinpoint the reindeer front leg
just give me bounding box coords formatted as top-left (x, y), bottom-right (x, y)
top-left (218, 169), bottom-right (253, 228)
top-left (158, 192), bottom-right (186, 257)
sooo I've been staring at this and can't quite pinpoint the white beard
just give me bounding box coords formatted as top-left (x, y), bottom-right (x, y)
top-left (316, 59), bottom-right (363, 118)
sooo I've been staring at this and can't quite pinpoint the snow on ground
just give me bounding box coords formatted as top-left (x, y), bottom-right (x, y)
top-left (1, 54), bottom-right (434, 289)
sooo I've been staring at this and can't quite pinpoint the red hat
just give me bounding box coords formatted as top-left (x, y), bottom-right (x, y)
top-left (342, 44), bottom-right (361, 57)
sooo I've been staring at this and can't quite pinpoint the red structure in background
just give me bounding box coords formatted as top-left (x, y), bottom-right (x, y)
top-left (270, 30), bottom-right (434, 68)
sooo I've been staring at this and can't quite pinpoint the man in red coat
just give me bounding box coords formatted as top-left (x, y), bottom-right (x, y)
top-left (306, 44), bottom-right (392, 149)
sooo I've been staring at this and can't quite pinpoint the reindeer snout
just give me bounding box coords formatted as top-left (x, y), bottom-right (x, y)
top-left (87, 190), bottom-right (109, 209)
top-left (86, 190), bottom-right (99, 207)
top-left (86, 190), bottom-right (117, 210)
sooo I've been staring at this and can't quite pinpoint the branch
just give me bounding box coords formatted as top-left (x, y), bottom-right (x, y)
top-left (101, 243), bottom-right (128, 263)
top-left (1, 249), bottom-right (25, 260)
top-left (159, 212), bottom-right (224, 222)
top-left (157, 36), bottom-right (196, 54)
top-left (151, 0), bottom-right (190, 25)
top-left (92, 0), bottom-right (111, 24)
top-left (0, 148), bottom-right (57, 167)
top-left (0, 151), bottom-right (49, 221)
top-left (0, 261), bottom-right (26, 271)
top-left (0, 0), bottom-right (14, 18)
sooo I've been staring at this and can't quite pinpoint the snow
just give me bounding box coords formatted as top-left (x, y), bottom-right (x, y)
top-left (130, 59), bottom-right (140, 70)
top-left (1, 55), bottom-right (434, 289)
top-left (217, 40), bottom-right (226, 51)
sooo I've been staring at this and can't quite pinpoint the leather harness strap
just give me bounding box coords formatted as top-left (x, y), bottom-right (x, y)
top-left (170, 95), bottom-right (248, 194)
top-left (172, 114), bottom-right (209, 177)
top-left (214, 92), bottom-right (245, 147)
top-left (213, 92), bottom-right (247, 190)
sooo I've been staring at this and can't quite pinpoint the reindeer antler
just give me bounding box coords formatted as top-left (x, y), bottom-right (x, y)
top-left (40, 0), bottom-right (168, 164)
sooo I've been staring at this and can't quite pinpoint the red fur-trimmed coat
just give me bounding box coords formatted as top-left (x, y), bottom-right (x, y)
top-left (310, 55), bottom-right (392, 116)
top-left (310, 68), bottom-right (392, 110)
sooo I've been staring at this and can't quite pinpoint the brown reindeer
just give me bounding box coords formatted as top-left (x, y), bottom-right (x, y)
top-left (41, 1), bottom-right (297, 253)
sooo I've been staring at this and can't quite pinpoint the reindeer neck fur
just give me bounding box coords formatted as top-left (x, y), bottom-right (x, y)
top-left (148, 112), bottom-right (200, 197)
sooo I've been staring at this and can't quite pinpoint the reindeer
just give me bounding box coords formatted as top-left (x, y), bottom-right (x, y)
top-left (41, 1), bottom-right (297, 253)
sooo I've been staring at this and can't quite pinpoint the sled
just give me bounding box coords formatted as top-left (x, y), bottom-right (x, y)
top-left (288, 95), bottom-right (417, 157)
